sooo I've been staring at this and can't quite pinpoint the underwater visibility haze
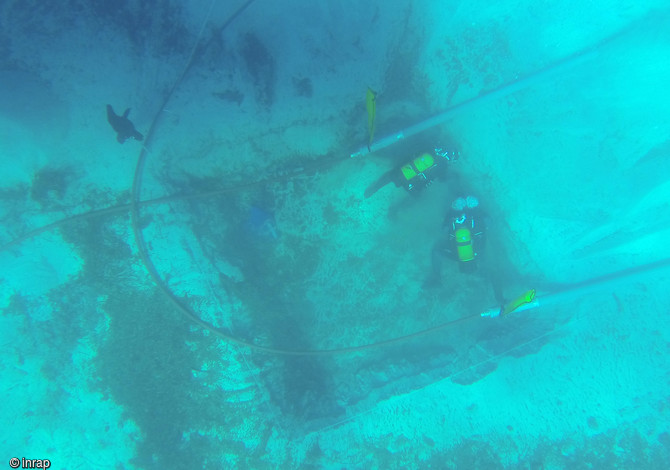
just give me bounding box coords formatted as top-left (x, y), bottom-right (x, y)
top-left (1, 0), bottom-right (670, 468)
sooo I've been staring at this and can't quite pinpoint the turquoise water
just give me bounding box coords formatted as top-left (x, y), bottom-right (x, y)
top-left (1, 1), bottom-right (669, 468)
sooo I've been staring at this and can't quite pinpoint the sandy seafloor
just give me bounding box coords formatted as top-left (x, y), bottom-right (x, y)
top-left (1, 0), bottom-right (670, 468)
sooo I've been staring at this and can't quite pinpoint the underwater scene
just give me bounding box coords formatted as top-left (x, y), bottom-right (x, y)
top-left (1, 0), bottom-right (670, 468)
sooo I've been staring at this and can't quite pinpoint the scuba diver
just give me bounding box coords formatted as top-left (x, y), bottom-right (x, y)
top-left (426, 195), bottom-right (515, 311)
top-left (106, 104), bottom-right (143, 143)
top-left (425, 195), bottom-right (487, 286)
top-left (364, 147), bottom-right (459, 198)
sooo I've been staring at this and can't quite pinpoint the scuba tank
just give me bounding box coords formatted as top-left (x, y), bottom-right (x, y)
top-left (454, 227), bottom-right (475, 262)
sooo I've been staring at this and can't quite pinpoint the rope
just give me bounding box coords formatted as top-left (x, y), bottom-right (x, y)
top-left (121, 0), bottom-right (492, 356)
top-left (10, 1), bottom-right (644, 357)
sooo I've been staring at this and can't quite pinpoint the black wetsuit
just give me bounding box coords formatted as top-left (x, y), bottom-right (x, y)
top-left (106, 105), bottom-right (143, 143)
top-left (364, 161), bottom-right (446, 198)
top-left (426, 208), bottom-right (486, 283)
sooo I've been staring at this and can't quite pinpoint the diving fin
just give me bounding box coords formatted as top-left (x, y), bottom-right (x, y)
top-left (366, 88), bottom-right (377, 148)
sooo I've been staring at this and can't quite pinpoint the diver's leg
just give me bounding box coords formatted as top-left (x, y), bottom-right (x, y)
top-left (424, 239), bottom-right (450, 287)
top-left (364, 169), bottom-right (397, 198)
top-left (490, 276), bottom-right (504, 305)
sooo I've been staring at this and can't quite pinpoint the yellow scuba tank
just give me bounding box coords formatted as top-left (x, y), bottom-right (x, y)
top-left (401, 163), bottom-right (418, 181)
top-left (400, 153), bottom-right (435, 181)
top-left (454, 227), bottom-right (475, 262)
top-left (413, 153), bottom-right (434, 172)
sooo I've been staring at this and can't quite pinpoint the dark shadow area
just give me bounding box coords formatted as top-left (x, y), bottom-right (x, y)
top-left (240, 32), bottom-right (276, 109)
top-left (30, 166), bottom-right (79, 210)
top-left (260, 350), bottom-right (345, 432)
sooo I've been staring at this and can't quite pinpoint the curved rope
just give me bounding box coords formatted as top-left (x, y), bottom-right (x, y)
top-left (0, 1), bottom-right (498, 356)
top-left (125, 0), bottom-right (464, 356)
top-left (126, 1), bottom-right (489, 356)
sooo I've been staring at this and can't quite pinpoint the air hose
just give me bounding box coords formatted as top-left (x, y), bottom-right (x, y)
top-left (4, 9), bottom-right (665, 357)
top-left (350, 14), bottom-right (646, 159)
top-left (481, 257), bottom-right (670, 318)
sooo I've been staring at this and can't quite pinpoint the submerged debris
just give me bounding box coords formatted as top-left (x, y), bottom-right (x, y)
top-left (292, 76), bottom-right (313, 98)
top-left (212, 89), bottom-right (244, 106)
top-left (240, 32), bottom-right (276, 108)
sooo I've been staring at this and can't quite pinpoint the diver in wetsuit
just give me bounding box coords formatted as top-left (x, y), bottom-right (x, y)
top-left (106, 104), bottom-right (143, 143)
top-left (364, 147), bottom-right (459, 198)
top-left (425, 194), bottom-right (507, 305)
top-left (426, 195), bottom-right (487, 282)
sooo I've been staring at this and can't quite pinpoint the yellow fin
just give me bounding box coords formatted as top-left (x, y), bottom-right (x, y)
top-left (502, 289), bottom-right (536, 316)
top-left (366, 88), bottom-right (377, 145)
